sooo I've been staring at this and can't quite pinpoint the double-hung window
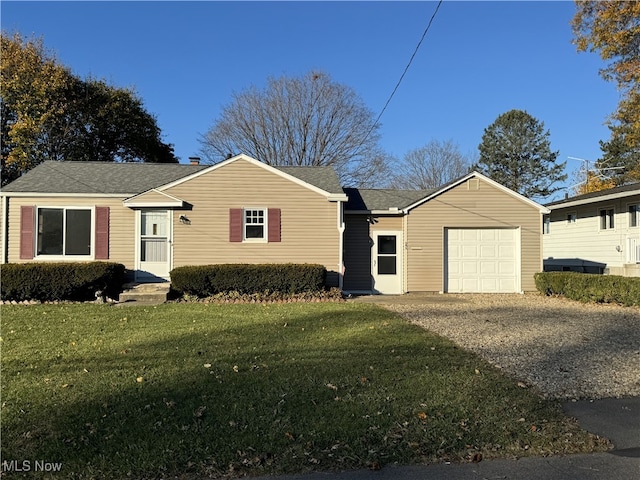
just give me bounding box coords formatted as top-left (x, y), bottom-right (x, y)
top-left (244, 209), bottom-right (266, 240)
top-left (37, 207), bottom-right (92, 256)
top-left (629, 204), bottom-right (639, 228)
top-left (229, 208), bottom-right (280, 243)
top-left (599, 208), bottom-right (614, 230)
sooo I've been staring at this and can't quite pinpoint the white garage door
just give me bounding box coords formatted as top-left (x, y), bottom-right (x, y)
top-left (445, 228), bottom-right (519, 293)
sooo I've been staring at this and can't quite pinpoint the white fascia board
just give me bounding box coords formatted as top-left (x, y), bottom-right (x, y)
top-left (328, 194), bottom-right (349, 202)
top-left (156, 154), bottom-right (338, 200)
top-left (123, 201), bottom-right (184, 208)
top-left (343, 209), bottom-right (405, 215)
top-left (0, 192), bottom-right (130, 198)
top-left (373, 209), bottom-right (404, 215)
top-left (402, 171), bottom-right (550, 214)
top-left (547, 190), bottom-right (640, 210)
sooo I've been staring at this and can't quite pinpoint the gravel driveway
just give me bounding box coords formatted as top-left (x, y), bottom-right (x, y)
top-left (365, 294), bottom-right (640, 400)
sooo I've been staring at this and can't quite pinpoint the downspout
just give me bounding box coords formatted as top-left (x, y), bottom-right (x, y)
top-left (337, 200), bottom-right (345, 290)
top-left (403, 212), bottom-right (408, 293)
top-left (1, 196), bottom-right (8, 264)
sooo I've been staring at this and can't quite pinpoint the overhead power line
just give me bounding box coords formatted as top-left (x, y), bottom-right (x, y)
top-left (373, 0), bottom-right (443, 129)
top-left (355, 0), bottom-right (444, 156)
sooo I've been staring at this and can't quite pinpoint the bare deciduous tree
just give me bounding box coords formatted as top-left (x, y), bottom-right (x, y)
top-left (199, 71), bottom-right (385, 186)
top-left (391, 139), bottom-right (471, 190)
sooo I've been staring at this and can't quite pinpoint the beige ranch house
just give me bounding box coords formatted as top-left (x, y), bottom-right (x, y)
top-left (0, 154), bottom-right (548, 294)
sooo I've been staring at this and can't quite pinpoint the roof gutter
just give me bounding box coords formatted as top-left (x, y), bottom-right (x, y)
top-left (344, 208), bottom-right (406, 215)
top-left (0, 192), bottom-right (132, 198)
top-left (546, 190), bottom-right (640, 210)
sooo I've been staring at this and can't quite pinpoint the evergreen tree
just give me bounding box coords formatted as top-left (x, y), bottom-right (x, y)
top-left (475, 109), bottom-right (566, 199)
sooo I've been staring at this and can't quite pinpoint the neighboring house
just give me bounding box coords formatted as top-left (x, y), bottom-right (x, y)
top-left (343, 173), bottom-right (549, 294)
top-left (0, 154), bottom-right (549, 293)
top-left (543, 183), bottom-right (640, 277)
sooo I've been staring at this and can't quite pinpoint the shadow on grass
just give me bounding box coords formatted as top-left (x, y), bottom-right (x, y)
top-left (1, 303), bottom-right (607, 479)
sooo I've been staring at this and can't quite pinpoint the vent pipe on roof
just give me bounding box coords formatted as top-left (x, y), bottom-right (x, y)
top-left (189, 157), bottom-right (201, 165)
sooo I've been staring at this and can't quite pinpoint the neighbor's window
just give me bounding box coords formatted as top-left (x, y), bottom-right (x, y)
top-left (37, 208), bottom-right (92, 256)
top-left (244, 209), bottom-right (266, 240)
top-left (599, 208), bottom-right (614, 230)
top-left (567, 212), bottom-right (577, 224)
top-left (629, 204), bottom-right (639, 227)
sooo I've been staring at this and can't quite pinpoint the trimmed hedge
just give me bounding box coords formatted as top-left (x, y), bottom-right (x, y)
top-left (170, 263), bottom-right (327, 296)
top-left (1, 262), bottom-right (126, 302)
top-left (534, 271), bottom-right (640, 307)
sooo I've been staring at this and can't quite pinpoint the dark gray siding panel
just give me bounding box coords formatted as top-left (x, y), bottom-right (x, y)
top-left (343, 214), bottom-right (372, 291)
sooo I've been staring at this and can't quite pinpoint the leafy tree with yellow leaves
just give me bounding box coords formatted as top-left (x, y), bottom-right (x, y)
top-left (1, 33), bottom-right (177, 186)
top-left (572, 1), bottom-right (640, 187)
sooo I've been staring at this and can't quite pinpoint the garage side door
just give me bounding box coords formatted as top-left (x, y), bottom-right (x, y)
top-left (445, 228), bottom-right (519, 293)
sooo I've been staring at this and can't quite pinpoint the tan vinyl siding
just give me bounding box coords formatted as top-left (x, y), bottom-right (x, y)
top-left (6, 196), bottom-right (135, 268)
top-left (406, 179), bottom-right (542, 292)
top-left (370, 215), bottom-right (403, 232)
top-left (164, 159), bottom-right (341, 280)
top-left (127, 190), bottom-right (179, 204)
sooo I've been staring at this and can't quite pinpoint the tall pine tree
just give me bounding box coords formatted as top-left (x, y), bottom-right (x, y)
top-left (475, 109), bottom-right (566, 199)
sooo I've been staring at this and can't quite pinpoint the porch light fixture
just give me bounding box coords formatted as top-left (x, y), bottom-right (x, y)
top-left (179, 215), bottom-right (191, 225)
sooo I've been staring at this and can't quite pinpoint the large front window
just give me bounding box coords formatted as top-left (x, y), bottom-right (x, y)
top-left (37, 208), bottom-right (92, 256)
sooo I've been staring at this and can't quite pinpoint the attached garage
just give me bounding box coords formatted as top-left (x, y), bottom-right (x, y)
top-left (342, 172), bottom-right (549, 295)
top-left (444, 228), bottom-right (520, 293)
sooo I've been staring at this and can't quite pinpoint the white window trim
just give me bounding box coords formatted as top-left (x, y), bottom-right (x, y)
top-left (34, 206), bottom-right (95, 260)
top-left (628, 202), bottom-right (640, 228)
top-left (243, 207), bottom-right (268, 243)
top-left (598, 206), bottom-right (615, 231)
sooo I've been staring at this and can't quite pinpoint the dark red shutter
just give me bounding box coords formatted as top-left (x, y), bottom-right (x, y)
top-left (229, 208), bottom-right (243, 242)
top-left (268, 208), bottom-right (281, 242)
top-left (20, 206), bottom-right (35, 259)
top-left (95, 206), bottom-right (110, 259)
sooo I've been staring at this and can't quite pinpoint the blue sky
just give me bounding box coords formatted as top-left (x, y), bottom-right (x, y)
top-left (2, 1), bottom-right (619, 198)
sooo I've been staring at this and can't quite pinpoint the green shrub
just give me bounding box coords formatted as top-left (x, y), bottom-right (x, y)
top-left (170, 263), bottom-right (327, 296)
top-left (534, 271), bottom-right (640, 306)
top-left (1, 262), bottom-right (126, 302)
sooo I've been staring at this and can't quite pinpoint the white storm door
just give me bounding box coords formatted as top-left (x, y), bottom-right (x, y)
top-left (445, 228), bottom-right (519, 293)
top-left (372, 231), bottom-right (403, 294)
top-left (138, 210), bottom-right (171, 280)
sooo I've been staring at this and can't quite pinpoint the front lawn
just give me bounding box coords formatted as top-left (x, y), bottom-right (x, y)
top-left (1, 303), bottom-right (607, 478)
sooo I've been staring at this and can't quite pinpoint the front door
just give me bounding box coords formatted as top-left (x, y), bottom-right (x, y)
top-left (371, 231), bottom-right (403, 294)
top-left (137, 209), bottom-right (171, 281)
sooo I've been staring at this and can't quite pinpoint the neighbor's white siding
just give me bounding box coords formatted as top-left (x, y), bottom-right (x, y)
top-left (543, 194), bottom-right (640, 273)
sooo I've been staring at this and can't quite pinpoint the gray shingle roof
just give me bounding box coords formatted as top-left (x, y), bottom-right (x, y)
top-left (344, 188), bottom-right (434, 211)
top-left (1, 162), bottom-right (208, 194)
top-left (275, 166), bottom-right (343, 195)
top-left (545, 182), bottom-right (640, 207)
top-left (1, 161), bottom-right (345, 196)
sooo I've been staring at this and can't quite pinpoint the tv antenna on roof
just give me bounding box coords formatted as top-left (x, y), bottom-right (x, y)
top-left (567, 156), bottom-right (624, 191)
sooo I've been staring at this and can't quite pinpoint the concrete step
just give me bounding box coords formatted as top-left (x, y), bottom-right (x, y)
top-left (118, 283), bottom-right (170, 304)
